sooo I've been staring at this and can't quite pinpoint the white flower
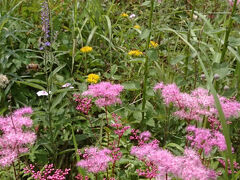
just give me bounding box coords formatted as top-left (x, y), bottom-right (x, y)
top-left (37, 90), bottom-right (51, 96)
top-left (62, 83), bottom-right (71, 88)
top-left (62, 83), bottom-right (74, 89)
top-left (129, 14), bottom-right (136, 19)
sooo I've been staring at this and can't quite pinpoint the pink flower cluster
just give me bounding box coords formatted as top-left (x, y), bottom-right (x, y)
top-left (218, 158), bottom-right (240, 174)
top-left (130, 129), bottom-right (153, 145)
top-left (24, 164), bottom-right (70, 180)
top-left (154, 82), bottom-right (240, 128)
top-left (186, 126), bottom-right (227, 155)
top-left (0, 107), bottom-right (36, 167)
top-left (77, 147), bottom-right (112, 173)
top-left (82, 82), bottom-right (124, 107)
top-left (74, 94), bottom-right (92, 114)
top-left (111, 113), bottom-right (130, 138)
top-left (131, 139), bottom-right (217, 180)
top-left (75, 174), bottom-right (89, 180)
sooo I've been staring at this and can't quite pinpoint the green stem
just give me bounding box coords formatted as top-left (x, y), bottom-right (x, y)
top-left (71, 0), bottom-right (77, 75)
top-left (184, 0), bottom-right (196, 81)
top-left (220, 0), bottom-right (238, 63)
top-left (71, 125), bottom-right (86, 176)
top-left (12, 162), bottom-right (18, 180)
top-left (141, 0), bottom-right (154, 125)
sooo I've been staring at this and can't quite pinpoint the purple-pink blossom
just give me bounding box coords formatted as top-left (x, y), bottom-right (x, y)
top-left (154, 82), bottom-right (240, 128)
top-left (186, 125), bottom-right (227, 155)
top-left (77, 147), bottom-right (112, 173)
top-left (82, 82), bottom-right (124, 107)
top-left (111, 113), bottom-right (130, 138)
top-left (131, 140), bottom-right (217, 179)
top-left (0, 107), bottom-right (36, 167)
top-left (74, 94), bottom-right (92, 114)
top-left (24, 164), bottom-right (70, 180)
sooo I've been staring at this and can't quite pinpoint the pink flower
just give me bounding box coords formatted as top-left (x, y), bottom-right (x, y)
top-left (77, 147), bottom-right (112, 173)
top-left (82, 82), bottom-right (124, 107)
top-left (154, 82), bottom-right (240, 128)
top-left (0, 107), bottom-right (36, 167)
top-left (24, 164), bottom-right (70, 180)
top-left (186, 125), bottom-right (226, 155)
top-left (74, 94), bottom-right (92, 114)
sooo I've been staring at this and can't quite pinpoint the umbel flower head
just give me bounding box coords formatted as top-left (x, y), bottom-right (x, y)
top-left (128, 50), bottom-right (143, 56)
top-left (86, 74), bottom-right (100, 84)
top-left (82, 81), bottom-right (124, 107)
top-left (0, 107), bottom-right (36, 167)
top-left (80, 46), bottom-right (93, 53)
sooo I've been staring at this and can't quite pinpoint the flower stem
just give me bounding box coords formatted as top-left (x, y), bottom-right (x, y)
top-left (220, 0), bottom-right (238, 63)
top-left (141, 0), bottom-right (154, 125)
top-left (71, 0), bottom-right (77, 75)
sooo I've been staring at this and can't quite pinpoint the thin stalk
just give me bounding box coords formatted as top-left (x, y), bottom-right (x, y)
top-left (220, 0), bottom-right (238, 63)
top-left (84, 53), bottom-right (87, 75)
top-left (141, 0), bottom-right (154, 125)
top-left (99, 118), bottom-right (104, 146)
top-left (71, 0), bottom-right (77, 75)
top-left (71, 125), bottom-right (86, 176)
top-left (235, 60), bottom-right (240, 98)
top-left (12, 162), bottom-right (18, 180)
top-left (184, 0), bottom-right (196, 81)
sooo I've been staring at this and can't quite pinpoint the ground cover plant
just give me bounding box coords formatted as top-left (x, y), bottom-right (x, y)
top-left (0, 0), bottom-right (240, 179)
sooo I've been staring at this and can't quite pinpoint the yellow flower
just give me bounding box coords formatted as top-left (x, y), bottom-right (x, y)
top-left (80, 46), bottom-right (93, 53)
top-left (149, 41), bottom-right (158, 48)
top-left (87, 74), bottom-right (100, 84)
top-left (121, 13), bottom-right (128, 17)
top-left (128, 50), bottom-right (143, 56)
top-left (134, 25), bottom-right (141, 29)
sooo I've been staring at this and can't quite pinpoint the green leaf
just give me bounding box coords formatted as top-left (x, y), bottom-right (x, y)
top-left (128, 58), bottom-right (145, 63)
top-left (48, 64), bottom-right (66, 81)
top-left (146, 118), bottom-right (155, 127)
top-left (146, 49), bottom-right (158, 61)
top-left (122, 81), bottom-right (141, 91)
top-left (140, 29), bottom-right (150, 40)
top-left (165, 143), bottom-right (184, 153)
top-left (50, 91), bottom-right (67, 111)
top-left (16, 81), bottom-right (45, 90)
top-left (170, 54), bottom-right (186, 65)
top-left (86, 26), bottom-right (98, 45)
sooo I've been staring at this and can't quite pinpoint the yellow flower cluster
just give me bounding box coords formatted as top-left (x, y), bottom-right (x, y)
top-left (80, 46), bottom-right (93, 53)
top-left (134, 25), bottom-right (141, 29)
top-left (121, 13), bottom-right (128, 17)
top-left (87, 74), bottom-right (100, 84)
top-left (149, 41), bottom-right (158, 48)
top-left (128, 50), bottom-right (143, 56)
